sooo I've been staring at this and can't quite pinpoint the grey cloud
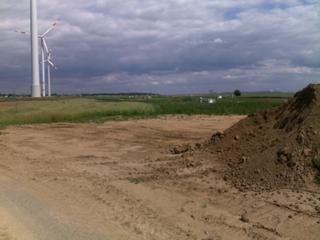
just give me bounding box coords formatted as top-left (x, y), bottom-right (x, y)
top-left (0, 0), bottom-right (319, 94)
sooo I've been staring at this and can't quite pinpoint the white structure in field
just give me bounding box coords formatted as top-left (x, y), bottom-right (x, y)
top-left (39, 23), bottom-right (57, 97)
top-left (209, 98), bottom-right (216, 104)
top-left (18, 2), bottom-right (57, 97)
top-left (43, 49), bottom-right (57, 96)
top-left (30, 0), bottom-right (41, 97)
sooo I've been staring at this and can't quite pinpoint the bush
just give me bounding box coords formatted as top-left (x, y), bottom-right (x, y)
top-left (234, 89), bottom-right (241, 97)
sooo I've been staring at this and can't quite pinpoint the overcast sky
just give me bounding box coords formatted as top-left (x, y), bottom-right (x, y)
top-left (0, 0), bottom-right (319, 94)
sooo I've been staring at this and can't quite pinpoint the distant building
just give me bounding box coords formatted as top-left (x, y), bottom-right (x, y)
top-left (208, 98), bottom-right (216, 104)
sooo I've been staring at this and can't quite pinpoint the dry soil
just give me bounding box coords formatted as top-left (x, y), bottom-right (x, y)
top-left (0, 115), bottom-right (319, 240)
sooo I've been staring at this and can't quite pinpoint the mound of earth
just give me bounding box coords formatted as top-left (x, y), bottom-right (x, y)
top-left (208, 84), bottom-right (320, 191)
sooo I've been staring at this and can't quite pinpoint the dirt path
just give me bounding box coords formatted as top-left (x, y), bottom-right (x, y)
top-left (0, 115), bottom-right (319, 240)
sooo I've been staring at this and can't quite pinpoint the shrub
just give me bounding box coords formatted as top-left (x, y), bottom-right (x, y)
top-left (234, 89), bottom-right (241, 97)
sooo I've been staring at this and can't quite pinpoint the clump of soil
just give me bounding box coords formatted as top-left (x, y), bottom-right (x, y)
top-left (208, 84), bottom-right (320, 191)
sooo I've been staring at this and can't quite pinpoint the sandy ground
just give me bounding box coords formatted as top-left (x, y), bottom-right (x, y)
top-left (0, 115), bottom-right (319, 240)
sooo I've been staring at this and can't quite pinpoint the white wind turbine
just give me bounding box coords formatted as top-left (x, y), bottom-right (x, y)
top-left (30, 0), bottom-right (41, 97)
top-left (39, 22), bottom-right (57, 97)
top-left (43, 49), bottom-right (57, 97)
top-left (16, 22), bottom-right (57, 97)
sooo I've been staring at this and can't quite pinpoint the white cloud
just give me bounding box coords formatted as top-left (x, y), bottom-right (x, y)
top-left (0, 0), bottom-right (319, 93)
top-left (213, 38), bottom-right (223, 44)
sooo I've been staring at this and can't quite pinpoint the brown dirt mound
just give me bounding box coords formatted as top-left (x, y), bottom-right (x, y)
top-left (207, 84), bottom-right (320, 191)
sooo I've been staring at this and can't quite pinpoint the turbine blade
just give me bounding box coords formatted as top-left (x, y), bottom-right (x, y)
top-left (40, 38), bottom-right (47, 53)
top-left (41, 28), bottom-right (53, 37)
top-left (42, 22), bottom-right (57, 37)
top-left (48, 60), bottom-right (55, 67)
top-left (15, 30), bottom-right (29, 35)
top-left (42, 38), bottom-right (49, 53)
top-left (48, 59), bottom-right (58, 70)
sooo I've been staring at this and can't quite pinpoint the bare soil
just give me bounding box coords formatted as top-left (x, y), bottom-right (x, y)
top-left (202, 85), bottom-right (320, 192)
top-left (0, 115), bottom-right (319, 240)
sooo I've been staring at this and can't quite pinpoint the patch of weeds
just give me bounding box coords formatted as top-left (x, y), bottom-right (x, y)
top-left (313, 159), bottom-right (320, 184)
top-left (314, 159), bottom-right (320, 170)
top-left (127, 177), bottom-right (145, 184)
top-left (0, 129), bottom-right (7, 136)
top-left (316, 176), bottom-right (320, 184)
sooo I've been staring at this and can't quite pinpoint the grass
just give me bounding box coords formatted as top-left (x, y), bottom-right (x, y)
top-left (148, 96), bottom-right (282, 115)
top-left (314, 159), bottom-right (320, 170)
top-left (0, 98), bottom-right (155, 128)
top-left (96, 95), bottom-right (284, 115)
top-left (240, 92), bottom-right (293, 98)
top-left (0, 94), bottom-right (287, 128)
top-left (127, 177), bottom-right (145, 184)
top-left (314, 159), bottom-right (320, 184)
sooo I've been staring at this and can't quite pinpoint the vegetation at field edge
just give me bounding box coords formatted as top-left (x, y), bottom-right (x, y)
top-left (95, 94), bottom-right (285, 115)
top-left (0, 98), bottom-right (154, 128)
top-left (0, 94), bottom-right (288, 128)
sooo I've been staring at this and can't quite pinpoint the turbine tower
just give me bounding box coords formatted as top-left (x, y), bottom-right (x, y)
top-left (40, 38), bottom-right (47, 96)
top-left (30, 0), bottom-right (41, 97)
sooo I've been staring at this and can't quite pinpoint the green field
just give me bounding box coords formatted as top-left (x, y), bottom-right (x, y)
top-left (0, 98), bottom-right (154, 128)
top-left (0, 94), bottom-right (289, 128)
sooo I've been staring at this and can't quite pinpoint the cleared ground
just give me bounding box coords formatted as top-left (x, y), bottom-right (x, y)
top-left (0, 115), bottom-right (319, 240)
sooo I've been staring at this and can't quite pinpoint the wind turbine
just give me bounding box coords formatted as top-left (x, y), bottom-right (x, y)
top-left (43, 49), bottom-right (57, 97)
top-left (30, 0), bottom-right (41, 97)
top-left (39, 22), bottom-right (57, 97)
top-left (16, 22), bottom-right (57, 97)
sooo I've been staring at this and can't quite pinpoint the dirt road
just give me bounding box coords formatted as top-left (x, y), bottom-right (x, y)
top-left (0, 115), bottom-right (319, 240)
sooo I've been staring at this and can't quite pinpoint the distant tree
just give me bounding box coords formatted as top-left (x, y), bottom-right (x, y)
top-left (234, 89), bottom-right (241, 97)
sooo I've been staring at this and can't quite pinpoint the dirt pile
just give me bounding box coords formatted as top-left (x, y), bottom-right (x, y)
top-left (208, 84), bottom-right (320, 191)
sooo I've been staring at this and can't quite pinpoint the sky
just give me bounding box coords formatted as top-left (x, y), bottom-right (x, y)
top-left (0, 0), bottom-right (319, 94)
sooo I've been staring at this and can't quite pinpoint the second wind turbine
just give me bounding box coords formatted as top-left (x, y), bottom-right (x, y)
top-left (39, 22), bottom-right (57, 97)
